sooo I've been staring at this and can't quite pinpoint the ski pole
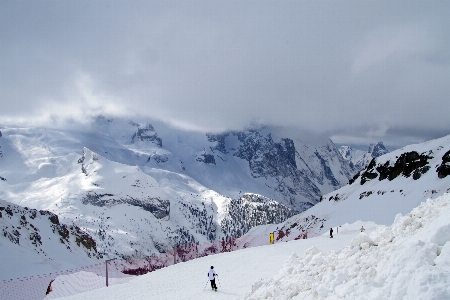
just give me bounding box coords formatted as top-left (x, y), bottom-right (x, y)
top-left (216, 276), bottom-right (221, 287)
top-left (203, 280), bottom-right (209, 291)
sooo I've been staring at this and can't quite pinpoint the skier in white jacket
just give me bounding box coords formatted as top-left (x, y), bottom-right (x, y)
top-left (207, 266), bottom-right (218, 291)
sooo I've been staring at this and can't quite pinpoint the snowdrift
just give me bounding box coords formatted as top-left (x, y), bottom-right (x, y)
top-left (245, 193), bottom-right (450, 299)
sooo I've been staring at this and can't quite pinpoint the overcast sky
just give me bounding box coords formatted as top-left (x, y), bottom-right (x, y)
top-left (1, 0), bottom-right (449, 149)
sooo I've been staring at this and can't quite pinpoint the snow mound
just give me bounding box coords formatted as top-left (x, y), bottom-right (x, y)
top-left (245, 193), bottom-right (450, 299)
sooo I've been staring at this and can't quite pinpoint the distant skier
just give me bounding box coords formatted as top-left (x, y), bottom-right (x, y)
top-left (360, 226), bottom-right (365, 232)
top-left (330, 227), bottom-right (333, 238)
top-left (208, 266), bottom-right (218, 291)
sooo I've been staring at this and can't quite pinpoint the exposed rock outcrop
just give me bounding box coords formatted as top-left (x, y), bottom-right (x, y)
top-left (359, 151), bottom-right (433, 185)
top-left (196, 153), bottom-right (216, 164)
top-left (0, 201), bottom-right (100, 258)
top-left (339, 142), bottom-right (389, 172)
top-left (81, 192), bottom-right (170, 219)
top-left (204, 129), bottom-right (356, 211)
top-left (131, 123), bottom-right (162, 147)
top-left (437, 150), bottom-right (450, 178)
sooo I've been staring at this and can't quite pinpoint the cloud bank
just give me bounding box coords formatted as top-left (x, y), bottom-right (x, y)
top-left (1, 0), bottom-right (449, 149)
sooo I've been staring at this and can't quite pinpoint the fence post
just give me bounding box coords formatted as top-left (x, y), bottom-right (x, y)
top-left (105, 258), bottom-right (116, 287)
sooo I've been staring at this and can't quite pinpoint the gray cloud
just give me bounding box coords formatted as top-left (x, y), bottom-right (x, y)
top-left (1, 0), bottom-right (449, 148)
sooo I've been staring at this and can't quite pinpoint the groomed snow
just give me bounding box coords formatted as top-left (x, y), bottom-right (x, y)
top-left (50, 223), bottom-right (370, 299)
top-left (54, 193), bottom-right (450, 300)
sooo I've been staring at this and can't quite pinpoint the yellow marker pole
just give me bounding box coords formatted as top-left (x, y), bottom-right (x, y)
top-left (269, 233), bottom-right (274, 245)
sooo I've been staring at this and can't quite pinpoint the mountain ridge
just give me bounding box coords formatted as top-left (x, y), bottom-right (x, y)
top-left (339, 141), bottom-right (389, 171)
top-left (0, 118), bottom-right (357, 278)
top-left (0, 119), bottom-right (449, 283)
top-left (246, 134), bottom-right (450, 243)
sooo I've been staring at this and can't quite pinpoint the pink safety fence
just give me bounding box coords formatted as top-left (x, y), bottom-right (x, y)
top-left (0, 229), bottom-right (315, 300)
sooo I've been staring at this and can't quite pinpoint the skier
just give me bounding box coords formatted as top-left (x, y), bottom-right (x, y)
top-left (207, 266), bottom-right (218, 291)
top-left (330, 227), bottom-right (333, 238)
top-left (360, 226), bottom-right (365, 232)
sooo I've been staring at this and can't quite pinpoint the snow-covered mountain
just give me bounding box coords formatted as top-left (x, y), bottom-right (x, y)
top-left (249, 134), bottom-right (450, 242)
top-left (2, 124), bottom-right (450, 298)
top-left (0, 117), bottom-right (356, 277)
top-left (339, 141), bottom-right (388, 171)
top-left (0, 200), bottom-right (100, 280)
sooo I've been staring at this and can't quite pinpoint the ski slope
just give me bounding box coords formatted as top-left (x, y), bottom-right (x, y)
top-left (54, 193), bottom-right (450, 299)
top-left (53, 221), bottom-right (371, 299)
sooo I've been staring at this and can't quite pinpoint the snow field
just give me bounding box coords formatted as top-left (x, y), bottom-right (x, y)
top-left (53, 222), bottom-right (369, 299)
top-left (245, 193), bottom-right (450, 300)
